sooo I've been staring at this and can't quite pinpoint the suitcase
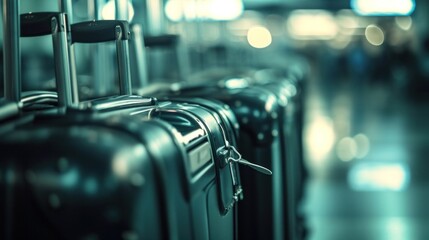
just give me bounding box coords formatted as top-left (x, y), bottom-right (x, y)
top-left (199, 68), bottom-right (306, 240)
top-left (198, 67), bottom-right (308, 240)
top-left (184, 68), bottom-right (308, 240)
top-left (249, 68), bottom-right (307, 240)
top-left (69, 14), bottom-right (278, 240)
top-left (130, 31), bottom-right (283, 240)
top-left (1, 10), bottom-right (175, 239)
top-left (70, 18), bottom-right (246, 240)
top-left (139, 77), bottom-right (282, 240)
top-left (254, 67), bottom-right (308, 235)
top-left (1, 7), bottom-right (244, 240)
top-left (0, 112), bottom-right (187, 239)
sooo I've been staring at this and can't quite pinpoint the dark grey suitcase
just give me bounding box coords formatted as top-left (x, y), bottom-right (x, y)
top-left (0, 9), bottom-right (181, 240)
top-left (69, 18), bottom-right (248, 240)
top-left (250, 68), bottom-right (307, 240)
top-left (0, 112), bottom-right (187, 239)
top-left (130, 32), bottom-right (283, 240)
top-left (198, 68), bottom-right (307, 240)
top-left (138, 77), bottom-right (282, 240)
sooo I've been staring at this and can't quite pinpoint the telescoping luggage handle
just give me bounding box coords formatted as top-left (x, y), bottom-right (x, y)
top-left (69, 20), bottom-right (159, 111)
top-left (19, 12), bottom-right (73, 108)
top-left (71, 20), bottom-right (132, 96)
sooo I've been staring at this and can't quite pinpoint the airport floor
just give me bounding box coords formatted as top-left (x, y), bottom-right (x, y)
top-left (301, 69), bottom-right (429, 240)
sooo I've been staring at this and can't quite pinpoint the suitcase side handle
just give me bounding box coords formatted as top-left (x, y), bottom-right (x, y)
top-left (71, 20), bottom-right (132, 96)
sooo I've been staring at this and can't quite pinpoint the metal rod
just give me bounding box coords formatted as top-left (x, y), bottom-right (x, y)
top-left (115, 0), bottom-right (131, 93)
top-left (59, 0), bottom-right (80, 104)
top-left (130, 24), bottom-right (149, 88)
top-left (91, 0), bottom-right (110, 96)
top-left (175, 38), bottom-right (190, 82)
top-left (3, 0), bottom-right (21, 102)
top-left (146, 0), bottom-right (165, 35)
top-left (51, 14), bottom-right (73, 107)
top-left (115, 0), bottom-right (128, 20)
top-left (58, 0), bottom-right (73, 23)
top-left (116, 26), bottom-right (132, 95)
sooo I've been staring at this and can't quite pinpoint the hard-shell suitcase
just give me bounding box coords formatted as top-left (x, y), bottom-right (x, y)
top-left (69, 16), bottom-right (247, 240)
top-left (141, 78), bottom-right (283, 240)
top-left (0, 9), bottom-right (180, 239)
top-left (130, 32), bottom-right (280, 239)
top-left (130, 32), bottom-right (282, 240)
top-left (197, 68), bottom-right (307, 240)
top-left (193, 67), bottom-right (308, 240)
top-left (250, 68), bottom-right (307, 240)
top-left (0, 112), bottom-right (187, 239)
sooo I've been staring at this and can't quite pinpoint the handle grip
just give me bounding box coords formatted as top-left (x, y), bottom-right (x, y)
top-left (144, 34), bottom-right (179, 47)
top-left (71, 20), bottom-right (130, 43)
top-left (21, 12), bottom-right (67, 37)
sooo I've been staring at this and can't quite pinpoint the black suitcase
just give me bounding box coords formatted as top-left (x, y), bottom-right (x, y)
top-left (196, 67), bottom-right (308, 240)
top-left (130, 32), bottom-right (284, 240)
top-left (187, 68), bottom-right (307, 240)
top-left (0, 10), bottom-right (178, 240)
top-left (140, 78), bottom-right (283, 240)
top-left (0, 112), bottom-right (190, 240)
top-left (199, 68), bottom-right (307, 240)
top-left (250, 68), bottom-right (307, 240)
top-left (70, 14), bottom-right (280, 240)
top-left (1, 8), bottom-right (243, 240)
top-left (69, 17), bottom-right (247, 240)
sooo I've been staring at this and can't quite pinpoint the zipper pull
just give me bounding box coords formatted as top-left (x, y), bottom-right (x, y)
top-left (225, 145), bottom-right (272, 175)
top-left (232, 157), bottom-right (272, 175)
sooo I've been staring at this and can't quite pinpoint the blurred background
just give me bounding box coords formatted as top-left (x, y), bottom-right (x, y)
top-left (2, 0), bottom-right (429, 239)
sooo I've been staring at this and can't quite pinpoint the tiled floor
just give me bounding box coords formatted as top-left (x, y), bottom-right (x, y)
top-left (301, 65), bottom-right (429, 240)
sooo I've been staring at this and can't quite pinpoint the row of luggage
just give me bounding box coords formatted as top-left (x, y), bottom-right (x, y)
top-left (0, 0), bottom-right (306, 239)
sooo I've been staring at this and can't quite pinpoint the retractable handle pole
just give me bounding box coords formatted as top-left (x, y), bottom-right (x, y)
top-left (114, 0), bottom-right (133, 94)
top-left (89, 0), bottom-right (110, 97)
top-left (115, 23), bottom-right (133, 95)
top-left (115, 0), bottom-right (128, 21)
top-left (144, 0), bottom-right (190, 82)
top-left (130, 24), bottom-right (149, 88)
top-left (3, 0), bottom-right (21, 102)
top-left (114, 0), bottom-right (149, 88)
top-left (59, 0), bottom-right (80, 104)
top-left (145, 0), bottom-right (165, 36)
top-left (49, 13), bottom-right (73, 107)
